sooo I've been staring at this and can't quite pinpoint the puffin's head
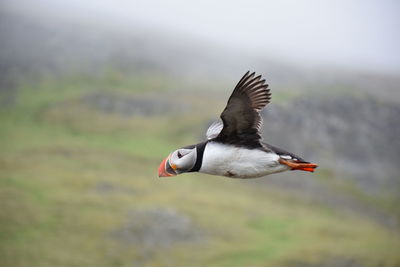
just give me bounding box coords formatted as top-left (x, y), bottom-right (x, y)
top-left (158, 147), bottom-right (197, 177)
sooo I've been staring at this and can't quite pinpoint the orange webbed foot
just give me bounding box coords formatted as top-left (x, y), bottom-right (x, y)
top-left (279, 158), bottom-right (318, 172)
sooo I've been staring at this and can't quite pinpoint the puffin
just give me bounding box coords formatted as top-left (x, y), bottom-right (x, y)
top-left (158, 71), bottom-right (317, 178)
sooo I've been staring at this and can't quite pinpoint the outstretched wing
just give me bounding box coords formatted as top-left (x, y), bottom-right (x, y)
top-left (215, 71), bottom-right (271, 148)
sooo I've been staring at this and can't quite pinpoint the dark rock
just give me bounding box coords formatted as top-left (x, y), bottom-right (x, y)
top-left (81, 92), bottom-right (189, 117)
top-left (110, 208), bottom-right (203, 253)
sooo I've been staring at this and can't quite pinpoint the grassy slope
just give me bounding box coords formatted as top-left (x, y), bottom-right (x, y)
top-left (0, 75), bottom-right (399, 267)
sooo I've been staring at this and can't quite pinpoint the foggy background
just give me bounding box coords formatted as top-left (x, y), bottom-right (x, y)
top-left (3, 0), bottom-right (400, 72)
top-left (1, 0), bottom-right (399, 266)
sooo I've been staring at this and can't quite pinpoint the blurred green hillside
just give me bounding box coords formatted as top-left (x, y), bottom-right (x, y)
top-left (1, 74), bottom-right (399, 267)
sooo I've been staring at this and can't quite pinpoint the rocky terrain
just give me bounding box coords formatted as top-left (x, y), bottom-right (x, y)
top-left (262, 95), bottom-right (400, 196)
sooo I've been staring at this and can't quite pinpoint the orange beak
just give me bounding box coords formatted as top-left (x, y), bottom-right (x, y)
top-left (158, 156), bottom-right (177, 177)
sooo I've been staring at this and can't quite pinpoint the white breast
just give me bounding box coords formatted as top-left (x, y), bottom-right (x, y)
top-left (199, 142), bottom-right (290, 178)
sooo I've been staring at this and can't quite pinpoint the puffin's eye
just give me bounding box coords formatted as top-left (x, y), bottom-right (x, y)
top-left (177, 151), bottom-right (183, 158)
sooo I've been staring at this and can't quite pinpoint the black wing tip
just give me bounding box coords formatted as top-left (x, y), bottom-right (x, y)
top-left (232, 70), bottom-right (271, 109)
top-left (242, 71), bottom-right (257, 80)
top-left (242, 71), bottom-right (266, 84)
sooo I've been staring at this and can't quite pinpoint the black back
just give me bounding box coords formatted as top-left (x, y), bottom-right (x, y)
top-left (262, 142), bottom-right (308, 163)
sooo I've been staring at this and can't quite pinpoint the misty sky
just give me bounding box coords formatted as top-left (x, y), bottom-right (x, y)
top-left (5, 0), bottom-right (400, 73)
top-left (127, 0), bottom-right (400, 73)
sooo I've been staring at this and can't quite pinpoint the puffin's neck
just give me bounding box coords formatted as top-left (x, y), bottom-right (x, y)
top-left (188, 141), bottom-right (208, 172)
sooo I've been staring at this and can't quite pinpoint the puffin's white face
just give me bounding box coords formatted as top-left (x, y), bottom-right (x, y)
top-left (158, 148), bottom-right (197, 177)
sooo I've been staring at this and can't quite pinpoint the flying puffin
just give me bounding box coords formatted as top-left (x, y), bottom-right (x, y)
top-left (158, 71), bottom-right (317, 178)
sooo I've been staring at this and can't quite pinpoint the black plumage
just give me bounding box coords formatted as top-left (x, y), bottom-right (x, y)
top-left (215, 71), bottom-right (271, 148)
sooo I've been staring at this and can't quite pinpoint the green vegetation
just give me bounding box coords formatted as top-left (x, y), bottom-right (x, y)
top-left (1, 75), bottom-right (399, 267)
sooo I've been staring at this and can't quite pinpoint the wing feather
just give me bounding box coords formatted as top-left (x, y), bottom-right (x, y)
top-left (215, 71), bottom-right (271, 148)
top-left (206, 120), bottom-right (224, 140)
